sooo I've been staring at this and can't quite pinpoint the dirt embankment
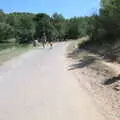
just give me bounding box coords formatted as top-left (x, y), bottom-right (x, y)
top-left (67, 42), bottom-right (120, 120)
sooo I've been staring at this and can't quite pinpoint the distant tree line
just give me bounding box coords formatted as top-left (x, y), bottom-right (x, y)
top-left (1, 0), bottom-right (118, 45)
top-left (0, 10), bottom-right (90, 44)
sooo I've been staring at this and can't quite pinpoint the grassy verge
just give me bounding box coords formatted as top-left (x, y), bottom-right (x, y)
top-left (67, 37), bottom-right (89, 52)
top-left (78, 37), bottom-right (120, 63)
top-left (0, 44), bottom-right (32, 65)
top-left (68, 37), bottom-right (119, 76)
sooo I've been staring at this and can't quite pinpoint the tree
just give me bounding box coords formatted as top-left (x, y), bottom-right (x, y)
top-left (52, 13), bottom-right (65, 22)
top-left (15, 13), bottom-right (35, 44)
top-left (65, 17), bottom-right (90, 39)
top-left (86, 0), bottom-right (120, 45)
top-left (34, 13), bottom-right (57, 41)
top-left (0, 23), bottom-right (14, 42)
top-left (0, 9), bottom-right (6, 22)
top-left (52, 13), bottom-right (66, 40)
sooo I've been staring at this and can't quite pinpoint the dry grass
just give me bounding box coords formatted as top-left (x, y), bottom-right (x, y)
top-left (0, 45), bottom-right (32, 65)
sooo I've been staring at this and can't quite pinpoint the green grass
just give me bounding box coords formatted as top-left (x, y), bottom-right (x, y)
top-left (0, 43), bottom-right (15, 50)
top-left (0, 44), bottom-right (32, 65)
top-left (0, 38), bottom-right (17, 50)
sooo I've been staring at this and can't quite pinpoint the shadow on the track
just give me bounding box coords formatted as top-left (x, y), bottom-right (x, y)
top-left (68, 57), bottom-right (96, 71)
top-left (103, 75), bottom-right (120, 85)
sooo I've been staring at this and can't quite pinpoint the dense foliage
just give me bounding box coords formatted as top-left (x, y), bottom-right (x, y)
top-left (87, 0), bottom-right (120, 45)
top-left (0, 10), bottom-right (90, 44)
top-left (0, 0), bottom-right (119, 45)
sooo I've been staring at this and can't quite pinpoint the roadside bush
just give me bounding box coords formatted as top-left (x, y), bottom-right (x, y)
top-left (0, 22), bottom-right (14, 42)
top-left (16, 29), bottom-right (33, 44)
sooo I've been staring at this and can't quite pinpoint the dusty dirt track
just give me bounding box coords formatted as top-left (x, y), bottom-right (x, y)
top-left (0, 43), bottom-right (106, 120)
